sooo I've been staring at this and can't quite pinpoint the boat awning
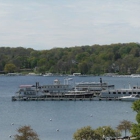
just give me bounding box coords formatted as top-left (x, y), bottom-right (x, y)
top-left (19, 85), bottom-right (33, 88)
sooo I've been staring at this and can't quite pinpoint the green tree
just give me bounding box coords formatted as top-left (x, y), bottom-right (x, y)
top-left (73, 126), bottom-right (119, 140)
top-left (73, 126), bottom-right (101, 140)
top-left (131, 124), bottom-right (140, 140)
top-left (131, 100), bottom-right (140, 139)
top-left (78, 61), bottom-right (88, 74)
top-left (136, 66), bottom-right (140, 74)
top-left (132, 100), bottom-right (140, 113)
top-left (95, 126), bottom-right (120, 139)
top-left (4, 63), bottom-right (16, 73)
top-left (136, 112), bottom-right (140, 123)
top-left (116, 120), bottom-right (132, 137)
top-left (14, 125), bottom-right (40, 140)
top-left (38, 66), bottom-right (47, 74)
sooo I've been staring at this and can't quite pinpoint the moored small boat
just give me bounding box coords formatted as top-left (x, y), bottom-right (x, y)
top-left (118, 94), bottom-right (140, 101)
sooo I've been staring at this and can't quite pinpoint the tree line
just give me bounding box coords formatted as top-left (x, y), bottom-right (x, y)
top-left (1, 42), bottom-right (140, 75)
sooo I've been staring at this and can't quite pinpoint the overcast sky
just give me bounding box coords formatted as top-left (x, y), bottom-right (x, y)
top-left (0, 0), bottom-right (140, 50)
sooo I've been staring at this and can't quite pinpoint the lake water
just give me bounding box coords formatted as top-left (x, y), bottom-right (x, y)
top-left (0, 75), bottom-right (139, 140)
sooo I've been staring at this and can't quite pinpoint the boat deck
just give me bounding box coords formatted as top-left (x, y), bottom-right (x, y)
top-left (12, 96), bottom-right (122, 101)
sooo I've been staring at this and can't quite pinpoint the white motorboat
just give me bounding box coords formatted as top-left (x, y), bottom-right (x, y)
top-left (118, 94), bottom-right (140, 101)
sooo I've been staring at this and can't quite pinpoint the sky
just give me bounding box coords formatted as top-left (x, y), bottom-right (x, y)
top-left (0, 0), bottom-right (140, 50)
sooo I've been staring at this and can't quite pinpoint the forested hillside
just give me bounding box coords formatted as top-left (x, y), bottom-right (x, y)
top-left (0, 43), bottom-right (140, 75)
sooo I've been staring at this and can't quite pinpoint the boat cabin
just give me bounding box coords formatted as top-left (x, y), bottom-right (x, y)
top-left (100, 88), bottom-right (140, 98)
top-left (16, 84), bottom-right (43, 97)
top-left (41, 79), bottom-right (74, 94)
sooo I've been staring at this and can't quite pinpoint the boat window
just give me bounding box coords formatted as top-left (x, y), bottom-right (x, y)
top-left (109, 92), bottom-right (110, 94)
top-left (133, 92), bottom-right (136, 94)
top-left (113, 92), bottom-right (116, 94)
top-left (118, 92), bottom-right (121, 94)
top-left (129, 92), bottom-right (132, 94)
top-left (123, 92), bottom-right (126, 94)
top-left (138, 92), bottom-right (140, 94)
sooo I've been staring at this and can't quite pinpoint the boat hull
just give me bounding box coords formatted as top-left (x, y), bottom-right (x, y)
top-left (118, 97), bottom-right (140, 101)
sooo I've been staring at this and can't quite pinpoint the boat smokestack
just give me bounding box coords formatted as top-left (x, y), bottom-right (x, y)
top-left (129, 83), bottom-right (131, 89)
top-left (100, 78), bottom-right (102, 84)
top-left (36, 82), bottom-right (39, 89)
top-left (100, 78), bottom-right (102, 90)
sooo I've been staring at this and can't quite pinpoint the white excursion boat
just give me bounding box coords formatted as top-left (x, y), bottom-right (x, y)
top-left (75, 78), bottom-right (114, 93)
top-left (44, 90), bottom-right (96, 101)
top-left (41, 78), bottom-right (114, 97)
top-left (41, 78), bottom-right (74, 94)
top-left (118, 94), bottom-right (140, 101)
top-left (12, 78), bottom-right (75, 101)
top-left (12, 82), bottom-right (45, 101)
top-left (99, 85), bottom-right (140, 100)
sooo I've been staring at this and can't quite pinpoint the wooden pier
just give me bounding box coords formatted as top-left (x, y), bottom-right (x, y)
top-left (12, 96), bottom-right (121, 101)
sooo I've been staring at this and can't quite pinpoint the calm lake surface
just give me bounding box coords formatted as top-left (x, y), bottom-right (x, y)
top-left (0, 75), bottom-right (139, 140)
